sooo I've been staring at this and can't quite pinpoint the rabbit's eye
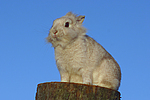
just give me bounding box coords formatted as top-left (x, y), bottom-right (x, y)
top-left (65, 22), bottom-right (69, 27)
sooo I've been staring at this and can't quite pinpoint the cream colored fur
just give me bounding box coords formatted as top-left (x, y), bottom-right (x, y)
top-left (47, 12), bottom-right (121, 90)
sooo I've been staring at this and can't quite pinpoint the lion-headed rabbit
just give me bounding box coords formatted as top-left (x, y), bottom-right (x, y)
top-left (47, 12), bottom-right (121, 90)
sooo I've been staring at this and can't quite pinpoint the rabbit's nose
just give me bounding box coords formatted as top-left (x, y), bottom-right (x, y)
top-left (52, 30), bottom-right (58, 38)
top-left (54, 30), bottom-right (58, 34)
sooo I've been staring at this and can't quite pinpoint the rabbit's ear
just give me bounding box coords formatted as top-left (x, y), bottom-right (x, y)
top-left (65, 12), bottom-right (73, 16)
top-left (76, 15), bottom-right (85, 24)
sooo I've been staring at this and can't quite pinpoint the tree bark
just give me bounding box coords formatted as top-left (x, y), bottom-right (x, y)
top-left (36, 82), bottom-right (121, 100)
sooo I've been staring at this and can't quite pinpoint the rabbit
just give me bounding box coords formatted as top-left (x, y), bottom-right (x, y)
top-left (46, 12), bottom-right (121, 90)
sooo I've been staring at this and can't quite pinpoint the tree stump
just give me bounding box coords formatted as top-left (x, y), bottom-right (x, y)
top-left (36, 82), bottom-right (121, 100)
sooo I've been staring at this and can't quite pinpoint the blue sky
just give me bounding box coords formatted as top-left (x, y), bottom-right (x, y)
top-left (0, 0), bottom-right (150, 100)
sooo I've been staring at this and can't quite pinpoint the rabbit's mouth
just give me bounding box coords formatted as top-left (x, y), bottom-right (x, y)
top-left (52, 33), bottom-right (57, 38)
top-left (51, 34), bottom-right (62, 42)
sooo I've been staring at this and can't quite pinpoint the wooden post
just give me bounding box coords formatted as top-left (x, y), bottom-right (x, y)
top-left (36, 82), bottom-right (121, 100)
